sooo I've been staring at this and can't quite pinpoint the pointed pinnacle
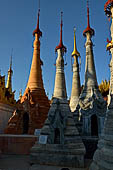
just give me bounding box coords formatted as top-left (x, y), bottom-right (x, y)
top-left (83, 0), bottom-right (94, 37)
top-left (55, 11), bottom-right (67, 53)
top-left (33, 2), bottom-right (42, 37)
top-left (8, 49), bottom-right (13, 73)
top-left (60, 11), bottom-right (63, 45)
top-left (72, 27), bottom-right (80, 57)
top-left (87, 0), bottom-right (90, 28)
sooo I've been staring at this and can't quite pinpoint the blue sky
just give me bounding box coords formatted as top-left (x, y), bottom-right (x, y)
top-left (0, 0), bottom-right (111, 100)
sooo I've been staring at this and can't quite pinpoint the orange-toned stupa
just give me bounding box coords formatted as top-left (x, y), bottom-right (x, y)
top-left (21, 9), bottom-right (50, 133)
top-left (5, 9), bottom-right (50, 135)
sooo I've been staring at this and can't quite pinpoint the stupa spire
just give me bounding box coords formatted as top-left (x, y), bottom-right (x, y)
top-left (53, 12), bottom-right (67, 99)
top-left (9, 53), bottom-right (12, 70)
top-left (78, 0), bottom-right (106, 137)
top-left (20, 4), bottom-right (50, 133)
top-left (81, 0), bottom-right (97, 98)
top-left (72, 27), bottom-right (80, 57)
top-left (87, 0), bottom-right (90, 28)
top-left (33, 4), bottom-right (42, 38)
top-left (25, 8), bottom-right (43, 91)
top-left (70, 28), bottom-right (81, 112)
top-left (83, 0), bottom-right (94, 37)
top-left (55, 12), bottom-right (67, 53)
top-left (6, 52), bottom-right (13, 93)
top-left (90, 1), bottom-right (113, 169)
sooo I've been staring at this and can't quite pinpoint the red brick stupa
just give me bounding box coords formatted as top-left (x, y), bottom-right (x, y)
top-left (5, 9), bottom-right (50, 135)
top-left (21, 9), bottom-right (50, 134)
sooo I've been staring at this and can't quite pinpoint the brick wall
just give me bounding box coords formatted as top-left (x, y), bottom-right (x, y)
top-left (0, 134), bottom-right (37, 155)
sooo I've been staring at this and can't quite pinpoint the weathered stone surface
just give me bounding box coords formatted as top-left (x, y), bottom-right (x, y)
top-left (90, 96), bottom-right (113, 170)
top-left (77, 11), bottom-right (107, 137)
top-left (30, 144), bottom-right (84, 168)
top-left (0, 103), bottom-right (16, 134)
top-left (90, 6), bottom-right (113, 170)
top-left (53, 49), bottom-right (67, 99)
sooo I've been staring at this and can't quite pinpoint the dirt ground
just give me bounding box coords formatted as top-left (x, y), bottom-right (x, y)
top-left (0, 154), bottom-right (91, 170)
top-left (0, 154), bottom-right (30, 170)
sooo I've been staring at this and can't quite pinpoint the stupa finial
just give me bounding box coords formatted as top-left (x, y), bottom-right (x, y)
top-left (55, 12), bottom-right (67, 53)
top-left (72, 27), bottom-right (80, 57)
top-left (33, 0), bottom-right (42, 37)
top-left (83, 0), bottom-right (94, 37)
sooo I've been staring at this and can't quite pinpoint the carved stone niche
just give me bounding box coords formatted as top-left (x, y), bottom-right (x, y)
top-left (48, 99), bottom-right (66, 145)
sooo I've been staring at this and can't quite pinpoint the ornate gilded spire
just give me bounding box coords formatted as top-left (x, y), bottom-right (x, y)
top-left (72, 27), bottom-right (80, 57)
top-left (83, 0), bottom-right (94, 37)
top-left (6, 52), bottom-right (13, 93)
top-left (55, 12), bottom-right (67, 53)
top-left (70, 28), bottom-right (81, 112)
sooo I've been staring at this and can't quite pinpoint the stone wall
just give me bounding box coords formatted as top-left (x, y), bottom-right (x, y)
top-left (0, 134), bottom-right (37, 154)
top-left (0, 103), bottom-right (16, 133)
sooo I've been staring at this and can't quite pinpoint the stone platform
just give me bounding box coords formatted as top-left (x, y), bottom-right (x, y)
top-left (30, 143), bottom-right (85, 168)
top-left (30, 98), bottom-right (85, 169)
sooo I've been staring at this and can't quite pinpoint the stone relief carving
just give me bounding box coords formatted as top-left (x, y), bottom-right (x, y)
top-left (48, 99), bottom-right (67, 144)
top-left (79, 88), bottom-right (106, 117)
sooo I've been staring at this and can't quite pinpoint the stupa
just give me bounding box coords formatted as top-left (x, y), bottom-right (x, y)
top-left (5, 8), bottom-right (50, 134)
top-left (90, 1), bottom-right (113, 169)
top-left (78, 1), bottom-right (107, 137)
top-left (70, 28), bottom-right (81, 112)
top-left (30, 12), bottom-right (85, 169)
top-left (6, 55), bottom-right (13, 93)
top-left (0, 56), bottom-right (16, 134)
